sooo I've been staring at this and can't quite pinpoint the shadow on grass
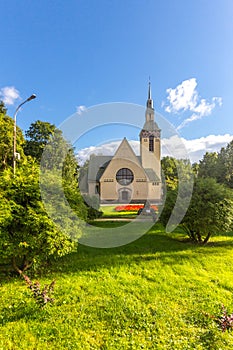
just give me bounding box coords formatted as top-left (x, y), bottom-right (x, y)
top-left (46, 223), bottom-right (233, 275)
top-left (0, 302), bottom-right (51, 326)
top-left (1, 223), bottom-right (233, 278)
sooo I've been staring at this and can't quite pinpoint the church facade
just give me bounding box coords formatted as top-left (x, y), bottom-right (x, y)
top-left (83, 84), bottom-right (162, 204)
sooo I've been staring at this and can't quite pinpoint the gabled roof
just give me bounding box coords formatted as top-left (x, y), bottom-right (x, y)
top-left (111, 137), bottom-right (141, 165)
top-left (87, 138), bottom-right (161, 184)
top-left (98, 138), bottom-right (142, 183)
top-left (144, 168), bottom-right (161, 182)
top-left (87, 152), bottom-right (160, 184)
top-left (88, 155), bottom-right (112, 181)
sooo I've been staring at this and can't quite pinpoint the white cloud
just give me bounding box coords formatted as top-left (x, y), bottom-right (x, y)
top-left (76, 134), bottom-right (233, 166)
top-left (162, 134), bottom-right (233, 163)
top-left (76, 105), bottom-right (87, 115)
top-left (165, 78), bottom-right (198, 113)
top-left (76, 140), bottom-right (140, 165)
top-left (164, 78), bottom-right (222, 130)
top-left (0, 86), bottom-right (20, 105)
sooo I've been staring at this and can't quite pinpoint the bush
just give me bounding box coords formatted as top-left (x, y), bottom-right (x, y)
top-left (182, 177), bottom-right (233, 243)
top-left (87, 207), bottom-right (103, 220)
top-left (82, 194), bottom-right (103, 220)
top-left (0, 161), bottom-right (81, 274)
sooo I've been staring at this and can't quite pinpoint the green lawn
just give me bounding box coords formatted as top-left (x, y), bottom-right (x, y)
top-left (1, 224), bottom-right (233, 349)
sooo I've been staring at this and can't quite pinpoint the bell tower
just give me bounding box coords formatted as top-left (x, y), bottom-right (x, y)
top-left (140, 81), bottom-right (161, 178)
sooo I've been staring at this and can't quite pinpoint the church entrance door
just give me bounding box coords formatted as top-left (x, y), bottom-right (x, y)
top-left (122, 190), bottom-right (129, 201)
top-left (119, 188), bottom-right (132, 202)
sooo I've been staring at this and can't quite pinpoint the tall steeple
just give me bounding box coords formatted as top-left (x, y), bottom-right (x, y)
top-left (140, 80), bottom-right (161, 181)
top-left (139, 80), bottom-right (160, 132)
top-left (145, 79), bottom-right (155, 125)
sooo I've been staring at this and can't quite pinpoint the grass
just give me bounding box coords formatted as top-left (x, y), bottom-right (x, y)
top-left (1, 223), bottom-right (233, 349)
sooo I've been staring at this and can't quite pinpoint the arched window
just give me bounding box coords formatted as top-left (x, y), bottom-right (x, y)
top-left (149, 136), bottom-right (154, 152)
top-left (116, 168), bottom-right (134, 185)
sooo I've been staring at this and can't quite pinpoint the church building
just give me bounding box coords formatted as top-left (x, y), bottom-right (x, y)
top-left (83, 83), bottom-right (162, 204)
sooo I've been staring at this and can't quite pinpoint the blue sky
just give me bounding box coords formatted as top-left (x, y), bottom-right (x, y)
top-left (1, 0), bottom-right (233, 162)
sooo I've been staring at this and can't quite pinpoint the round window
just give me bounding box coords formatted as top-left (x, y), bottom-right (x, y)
top-left (116, 168), bottom-right (134, 185)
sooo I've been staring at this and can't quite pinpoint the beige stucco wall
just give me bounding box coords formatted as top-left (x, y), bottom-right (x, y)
top-left (140, 138), bottom-right (161, 176)
top-left (100, 158), bottom-right (147, 201)
top-left (99, 158), bottom-right (162, 202)
top-left (147, 182), bottom-right (162, 202)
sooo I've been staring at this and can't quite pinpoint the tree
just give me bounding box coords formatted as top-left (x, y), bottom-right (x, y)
top-left (160, 157), bottom-right (194, 227)
top-left (0, 159), bottom-right (84, 274)
top-left (161, 156), bottom-right (179, 190)
top-left (198, 152), bottom-right (219, 179)
top-left (161, 156), bottom-right (193, 190)
top-left (217, 140), bottom-right (233, 188)
top-left (24, 120), bottom-right (87, 219)
top-left (0, 100), bottom-right (7, 115)
top-left (197, 141), bottom-right (233, 189)
top-left (24, 120), bottom-right (56, 162)
top-left (0, 110), bottom-right (25, 171)
top-left (181, 177), bottom-right (233, 243)
top-left (0, 117), bottom-right (87, 274)
top-left (159, 187), bottom-right (177, 226)
top-left (24, 120), bottom-right (80, 179)
top-left (38, 125), bottom-right (88, 229)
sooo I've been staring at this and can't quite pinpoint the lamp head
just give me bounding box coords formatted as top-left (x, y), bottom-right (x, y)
top-left (27, 94), bottom-right (36, 101)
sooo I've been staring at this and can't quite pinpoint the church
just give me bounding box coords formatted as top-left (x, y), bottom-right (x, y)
top-left (82, 83), bottom-right (162, 204)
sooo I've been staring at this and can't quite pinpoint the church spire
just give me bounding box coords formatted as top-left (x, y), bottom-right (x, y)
top-left (148, 78), bottom-right (151, 99)
top-left (146, 79), bottom-right (154, 109)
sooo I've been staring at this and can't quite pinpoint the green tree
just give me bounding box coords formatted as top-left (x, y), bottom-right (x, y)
top-left (0, 100), bottom-right (7, 115)
top-left (24, 120), bottom-right (87, 219)
top-left (181, 177), bottom-right (233, 243)
top-left (24, 120), bottom-right (79, 179)
top-left (217, 140), bottom-right (233, 188)
top-left (161, 156), bottom-right (193, 190)
top-left (198, 151), bottom-right (220, 180)
top-left (39, 126), bottom-right (88, 222)
top-left (197, 141), bottom-right (233, 189)
top-left (159, 187), bottom-right (177, 226)
top-left (161, 156), bottom-right (179, 190)
top-left (0, 160), bottom-right (83, 274)
top-left (160, 157), bottom-right (194, 227)
top-left (24, 120), bottom-right (56, 161)
top-left (0, 110), bottom-right (25, 171)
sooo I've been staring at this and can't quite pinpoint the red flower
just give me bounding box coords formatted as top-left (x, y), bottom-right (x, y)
top-left (115, 204), bottom-right (159, 212)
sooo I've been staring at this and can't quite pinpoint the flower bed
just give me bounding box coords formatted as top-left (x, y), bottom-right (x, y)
top-left (115, 204), bottom-right (158, 212)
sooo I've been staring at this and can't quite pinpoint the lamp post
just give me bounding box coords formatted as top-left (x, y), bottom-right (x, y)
top-left (13, 94), bottom-right (36, 175)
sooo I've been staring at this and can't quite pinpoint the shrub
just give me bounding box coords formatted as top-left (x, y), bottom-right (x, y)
top-left (216, 305), bottom-right (233, 332)
top-left (0, 162), bottom-right (81, 274)
top-left (207, 304), bottom-right (233, 332)
top-left (82, 194), bottom-right (103, 220)
top-left (182, 177), bottom-right (233, 243)
top-left (23, 274), bottom-right (55, 307)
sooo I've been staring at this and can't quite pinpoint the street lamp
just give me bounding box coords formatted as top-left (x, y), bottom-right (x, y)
top-left (13, 94), bottom-right (36, 175)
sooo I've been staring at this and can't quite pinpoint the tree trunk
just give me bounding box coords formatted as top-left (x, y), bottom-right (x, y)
top-left (203, 232), bottom-right (211, 244)
top-left (12, 257), bottom-right (23, 276)
top-left (196, 231), bottom-right (202, 243)
top-left (190, 230), bottom-right (197, 242)
top-left (12, 257), bottom-right (33, 276)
